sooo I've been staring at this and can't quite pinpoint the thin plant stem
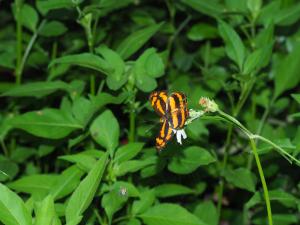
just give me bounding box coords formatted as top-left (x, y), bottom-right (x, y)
top-left (249, 138), bottom-right (273, 225)
top-left (1, 140), bottom-right (9, 156)
top-left (129, 102), bottom-right (136, 143)
top-left (15, 0), bottom-right (23, 85)
top-left (18, 20), bottom-right (46, 78)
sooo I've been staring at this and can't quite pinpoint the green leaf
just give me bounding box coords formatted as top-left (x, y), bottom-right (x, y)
top-left (1, 81), bottom-right (71, 98)
top-left (101, 189), bottom-right (128, 223)
top-left (132, 190), bottom-right (155, 215)
top-left (13, 3), bottom-right (39, 32)
top-left (153, 184), bottom-right (195, 198)
top-left (114, 157), bottom-right (156, 176)
top-left (36, 0), bottom-right (75, 15)
top-left (274, 42), bottom-right (300, 98)
top-left (180, 0), bottom-right (224, 18)
top-left (275, 3), bottom-right (300, 26)
top-left (291, 94), bottom-right (300, 104)
top-left (247, 0), bottom-right (262, 19)
top-left (0, 183), bottom-right (32, 225)
top-left (10, 108), bottom-right (82, 139)
top-left (114, 142), bottom-right (144, 164)
top-left (133, 48), bottom-right (164, 92)
top-left (112, 181), bottom-right (140, 197)
top-left (7, 175), bottom-right (59, 198)
top-left (90, 110), bottom-right (120, 154)
top-left (116, 23), bottom-right (163, 60)
top-left (34, 195), bottom-right (61, 225)
top-left (65, 153), bottom-right (108, 225)
top-left (140, 203), bottom-right (208, 225)
top-left (168, 146), bottom-right (216, 174)
top-left (50, 166), bottom-right (84, 200)
top-left (49, 53), bottom-right (110, 74)
top-left (194, 201), bottom-right (218, 225)
top-left (187, 23), bottom-right (218, 41)
top-left (39, 21), bottom-right (68, 37)
top-left (218, 20), bottom-right (245, 70)
top-left (224, 168), bottom-right (256, 192)
top-left (95, 45), bottom-right (127, 90)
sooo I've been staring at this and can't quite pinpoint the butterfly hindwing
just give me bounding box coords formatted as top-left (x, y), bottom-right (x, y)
top-left (149, 91), bottom-right (168, 117)
top-left (155, 119), bottom-right (173, 151)
top-left (167, 92), bottom-right (188, 129)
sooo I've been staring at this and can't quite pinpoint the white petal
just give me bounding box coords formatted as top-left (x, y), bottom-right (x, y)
top-left (175, 129), bottom-right (187, 145)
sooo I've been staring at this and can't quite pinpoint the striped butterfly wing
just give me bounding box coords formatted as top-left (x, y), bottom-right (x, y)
top-left (149, 91), bottom-right (168, 117)
top-left (155, 118), bottom-right (174, 151)
top-left (167, 92), bottom-right (189, 129)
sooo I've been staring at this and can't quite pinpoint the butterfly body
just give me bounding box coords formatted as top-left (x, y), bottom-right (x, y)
top-left (149, 91), bottom-right (189, 151)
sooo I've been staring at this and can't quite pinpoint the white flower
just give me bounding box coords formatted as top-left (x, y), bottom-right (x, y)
top-left (173, 129), bottom-right (187, 145)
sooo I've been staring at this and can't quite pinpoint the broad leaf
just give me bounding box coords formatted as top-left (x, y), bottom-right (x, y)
top-left (224, 168), bottom-right (256, 192)
top-left (90, 110), bottom-right (120, 154)
top-left (140, 203), bottom-right (208, 225)
top-left (10, 108), bottom-right (82, 139)
top-left (0, 183), bottom-right (32, 225)
top-left (180, 0), bottom-right (224, 18)
top-left (168, 146), bottom-right (215, 174)
top-left (114, 142), bottom-right (144, 164)
top-left (153, 184), bottom-right (195, 198)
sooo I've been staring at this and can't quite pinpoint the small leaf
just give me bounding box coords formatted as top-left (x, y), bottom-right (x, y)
top-left (36, 0), bottom-right (75, 15)
top-left (194, 201), bottom-right (218, 225)
top-left (49, 53), bottom-right (110, 74)
top-left (224, 168), bottom-right (256, 192)
top-left (101, 189), bottom-right (128, 223)
top-left (168, 146), bottom-right (215, 174)
top-left (291, 94), bottom-right (300, 104)
top-left (114, 142), bottom-right (144, 164)
top-left (59, 154), bottom-right (96, 171)
top-left (50, 166), bottom-right (84, 200)
top-left (10, 108), bottom-right (82, 139)
top-left (13, 3), bottom-right (39, 32)
top-left (34, 195), bottom-right (61, 225)
top-left (218, 20), bottom-right (245, 71)
top-left (65, 153), bottom-right (108, 224)
top-left (274, 42), bottom-right (300, 98)
top-left (95, 45), bottom-right (127, 90)
top-left (0, 183), bottom-right (32, 225)
top-left (7, 175), bottom-right (59, 198)
top-left (114, 157), bottom-right (156, 176)
top-left (140, 203), bottom-right (207, 225)
top-left (39, 21), bottom-right (68, 37)
top-left (90, 110), bottom-right (120, 154)
top-left (116, 23), bottom-right (163, 60)
top-left (132, 190), bottom-right (155, 215)
top-left (275, 3), bottom-right (300, 26)
top-left (154, 184), bottom-right (195, 198)
top-left (180, 0), bottom-right (224, 18)
top-left (187, 23), bottom-right (218, 41)
top-left (1, 81), bottom-right (71, 98)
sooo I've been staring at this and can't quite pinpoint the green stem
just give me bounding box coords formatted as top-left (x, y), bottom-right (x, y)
top-left (1, 140), bottom-right (9, 156)
top-left (249, 138), bottom-right (273, 225)
top-left (129, 105), bottom-right (136, 143)
top-left (15, 0), bottom-right (23, 85)
top-left (217, 125), bottom-right (233, 218)
top-left (90, 74), bottom-right (96, 95)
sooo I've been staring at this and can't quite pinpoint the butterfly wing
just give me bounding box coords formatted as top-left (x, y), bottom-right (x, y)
top-left (155, 119), bottom-right (174, 151)
top-left (149, 91), bottom-right (168, 117)
top-left (167, 92), bottom-right (189, 129)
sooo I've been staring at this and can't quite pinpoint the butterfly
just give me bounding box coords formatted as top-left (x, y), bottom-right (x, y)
top-left (149, 91), bottom-right (189, 151)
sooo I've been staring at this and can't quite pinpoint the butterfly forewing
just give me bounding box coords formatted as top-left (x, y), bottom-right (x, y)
top-left (149, 91), bottom-right (168, 117)
top-left (167, 92), bottom-right (188, 129)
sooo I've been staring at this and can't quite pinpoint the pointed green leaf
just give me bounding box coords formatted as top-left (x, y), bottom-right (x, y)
top-left (90, 110), bottom-right (120, 153)
top-left (116, 23), bottom-right (163, 60)
top-left (140, 203), bottom-right (208, 225)
top-left (180, 0), bottom-right (224, 18)
top-left (10, 108), bottom-right (82, 139)
top-left (218, 20), bottom-right (245, 70)
top-left (114, 142), bottom-right (144, 164)
top-left (34, 195), bottom-right (61, 225)
top-left (65, 153), bottom-right (108, 224)
top-left (0, 183), bottom-right (32, 225)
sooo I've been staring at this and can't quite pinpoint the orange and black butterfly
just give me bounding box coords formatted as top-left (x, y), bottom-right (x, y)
top-left (149, 91), bottom-right (189, 151)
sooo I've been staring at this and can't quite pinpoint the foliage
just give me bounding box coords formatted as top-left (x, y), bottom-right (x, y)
top-left (0, 0), bottom-right (300, 225)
